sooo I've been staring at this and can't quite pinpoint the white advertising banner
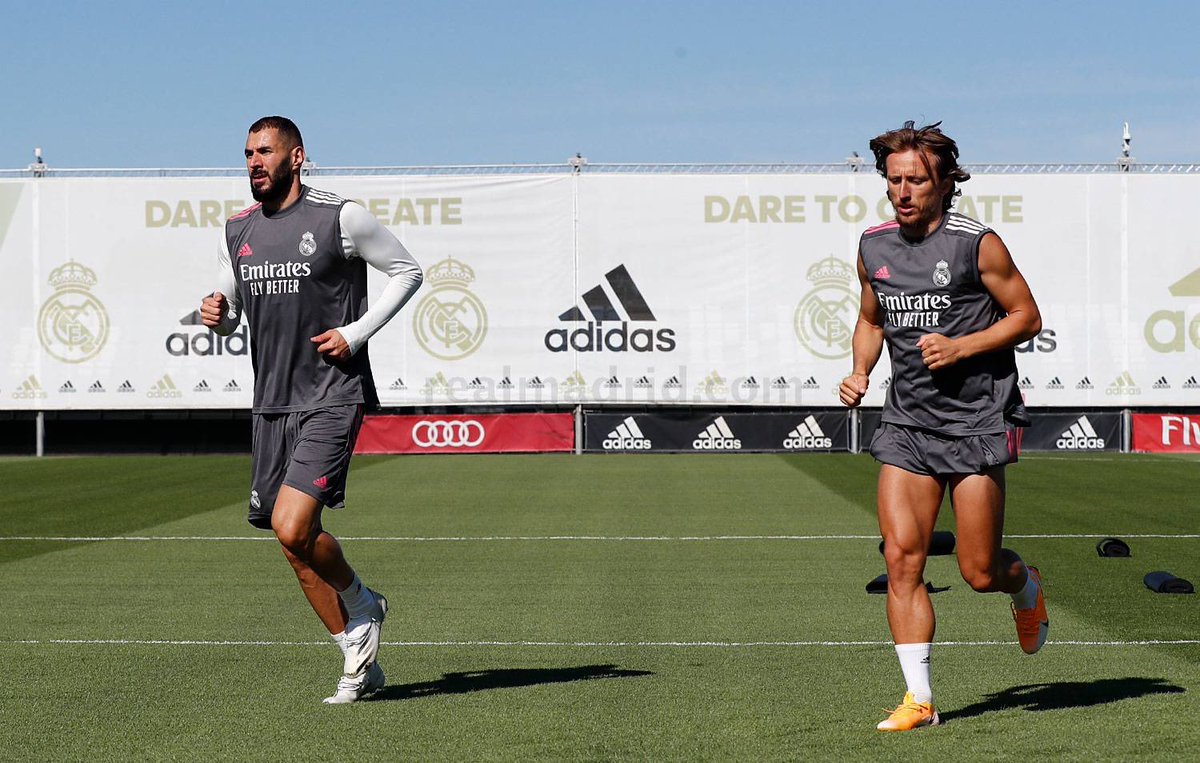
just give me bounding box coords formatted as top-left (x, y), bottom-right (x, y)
top-left (2, 172), bottom-right (1198, 409)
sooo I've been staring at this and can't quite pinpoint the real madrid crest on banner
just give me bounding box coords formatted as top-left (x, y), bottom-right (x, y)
top-left (38, 260), bottom-right (110, 363)
top-left (794, 255), bottom-right (858, 360)
top-left (933, 259), bottom-right (952, 287)
top-left (413, 256), bottom-right (488, 360)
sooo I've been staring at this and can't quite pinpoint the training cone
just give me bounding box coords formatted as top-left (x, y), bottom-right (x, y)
top-left (866, 574), bottom-right (889, 593)
top-left (1144, 571), bottom-right (1195, 594)
top-left (878, 531), bottom-right (956, 556)
top-left (1096, 537), bottom-right (1131, 557)
top-left (866, 574), bottom-right (945, 595)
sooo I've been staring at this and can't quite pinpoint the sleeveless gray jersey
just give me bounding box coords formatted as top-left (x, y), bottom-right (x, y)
top-left (858, 212), bottom-right (1027, 435)
top-left (226, 186), bottom-right (378, 413)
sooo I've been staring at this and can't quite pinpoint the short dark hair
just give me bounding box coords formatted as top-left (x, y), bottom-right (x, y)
top-left (248, 116), bottom-right (303, 149)
top-left (869, 121), bottom-right (970, 212)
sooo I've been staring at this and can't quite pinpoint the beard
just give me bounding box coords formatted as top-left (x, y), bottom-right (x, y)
top-left (249, 163), bottom-right (293, 204)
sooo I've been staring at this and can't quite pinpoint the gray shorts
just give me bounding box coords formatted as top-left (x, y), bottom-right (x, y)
top-left (248, 404), bottom-right (364, 529)
top-left (869, 421), bottom-right (1021, 478)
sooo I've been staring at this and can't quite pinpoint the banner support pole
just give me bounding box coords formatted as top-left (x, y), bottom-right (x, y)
top-left (574, 405), bottom-right (583, 454)
top-left (36, 411), bottom-right (45, 457)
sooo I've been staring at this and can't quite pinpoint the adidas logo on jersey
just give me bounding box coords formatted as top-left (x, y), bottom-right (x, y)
top-left (547, 264), bottom-right (676, 353)
top-left (59, 381), bottom-right (76, 394)
top-left (1018, 376), bottom-right (1033, 390)
top-left (603, 375), bottom-right (622, 389)
top-left (1184, 376), bottom-right (1200, 390)
top-left (693, 416), bottom-right (741, 450)
top-left (497, 377), bottom-right (514, 389)
top-left (633, 375), bottom-right (653, 389)
top-left (1153, 376), bottom-right (1170, 389)
top-left (388, 377), bottom-right (407, 391)
top-left (1057, 415), bottom-right (1105, 450)
top-left (223, 379), bottom-right (241, 393)
top-left (801, 376), bottom-right (820, 390)
top-left (740, 376), bottom-right (760, 390)
top-left (526, 377), bottom-right (546, 389)
top-left (1076, 377), bottom-right (1093, 390)
top-left (88, 380), bottom-right (105, 393)
top-left (117, 380), bottom-right (135, 393)
top-left (193, 380), bottom-right (211, 393)
top-left (783, 415), bottom-right (832, 449)
top-left (1046, 376), bottom-right (1064, 390)
top-left (663, 375), bottom-right (682, 390)
top-left (771, 376), bottom-right (792, 390)
top-left (602, 416), bottom-right (652, 450)
top-left (467, 377), bottom-right (486, 389)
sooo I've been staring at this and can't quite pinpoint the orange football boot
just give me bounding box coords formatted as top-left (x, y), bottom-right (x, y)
top-left (877, 692), bottom-right (940, 731)
top-left (1012, 565), bottom-right (1049, 654)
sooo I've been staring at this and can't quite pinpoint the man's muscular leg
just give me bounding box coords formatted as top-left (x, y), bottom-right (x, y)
top-left (949, 467), bottom-right (1027, 595)
top-left (272, 485), bottom-right (355, 634)
top-left (877, 465), bottom-right (945, 644)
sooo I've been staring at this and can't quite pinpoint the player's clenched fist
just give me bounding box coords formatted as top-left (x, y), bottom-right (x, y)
top-left (839, 372), bottom-right (870, 407)
top-left (200, 291), bottom-right (226, 328)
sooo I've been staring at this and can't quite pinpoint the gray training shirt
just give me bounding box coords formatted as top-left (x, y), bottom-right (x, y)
top-left (212, 185), bottom-right (423, 414)
top-left (858, 212), bottom-right (1028, 436)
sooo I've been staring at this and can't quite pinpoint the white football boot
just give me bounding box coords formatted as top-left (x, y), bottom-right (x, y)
top-left (341, 589), bottom-right (388, 678)
top-left (323, 661), bottom-right (385, 704)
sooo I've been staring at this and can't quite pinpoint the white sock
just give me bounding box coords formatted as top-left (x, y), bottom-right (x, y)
top-left (1011, 566), bottom-right (1039, 610)
top-left (337, 574), bottom-right (375, 620)
top-left (332, 631), bottom-right (347, 655)
top-left (895, 643), bottom-right (933, 704)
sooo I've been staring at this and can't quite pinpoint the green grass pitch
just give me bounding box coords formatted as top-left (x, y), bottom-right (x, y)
top-left (1, 452), bottom-right (1197, 760)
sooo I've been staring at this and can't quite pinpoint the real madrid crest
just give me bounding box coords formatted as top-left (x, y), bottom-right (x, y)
top-left (413, 256), bottom-right (488, 360)
top-left (933, 259), bottom-right (952, 287)
top-left (794, 255), bottom-right (858, 360)
top-left (37, 260), bottom-right (110, 363)
top-left (298, 231), bottom-right (317, 257)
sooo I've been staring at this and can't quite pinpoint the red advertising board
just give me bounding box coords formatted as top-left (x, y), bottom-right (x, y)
top-left (355, 413), bottom-right (575, 455)
top-left (1132, 413), bottom-right (1200, 453)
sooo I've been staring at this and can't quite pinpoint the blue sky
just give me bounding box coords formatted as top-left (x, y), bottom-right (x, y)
top-left (2, 1), bottom-right (1197, 168)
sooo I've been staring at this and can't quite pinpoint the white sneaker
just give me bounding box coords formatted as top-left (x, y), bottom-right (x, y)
top-left (342, 589), bottom-right (388, 678)
top-left (323, 661), bottom-right (385, 705)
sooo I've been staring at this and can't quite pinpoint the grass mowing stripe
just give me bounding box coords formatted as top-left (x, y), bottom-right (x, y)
top-left (4, 638), bottom-right (1198, 647)
top-left (2, 533), bottom-right (1196, 541)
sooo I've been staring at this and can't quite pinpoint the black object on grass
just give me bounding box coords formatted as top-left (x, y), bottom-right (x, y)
top-left (1143, 571), bottom-right (1194, 594)
top-left (878, 530), bottom-right (956, 556)
top-left (1096, 537), bottom-right (1131, 557)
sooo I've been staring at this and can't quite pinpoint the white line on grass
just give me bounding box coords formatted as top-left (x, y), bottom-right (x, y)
top-left (1, 534), bottom-right (1197, 542)
top-left (3, 638), bottom-right (1197, 648)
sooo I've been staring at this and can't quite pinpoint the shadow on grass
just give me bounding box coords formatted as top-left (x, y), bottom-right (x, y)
top-left (371, 664), bottom-right (653, 702)
top-left (941, 678), bottom-right (1185, 722)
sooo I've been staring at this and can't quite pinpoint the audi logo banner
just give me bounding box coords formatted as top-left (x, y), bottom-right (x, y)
top-left (354, 413), bottom-right (574, 455)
